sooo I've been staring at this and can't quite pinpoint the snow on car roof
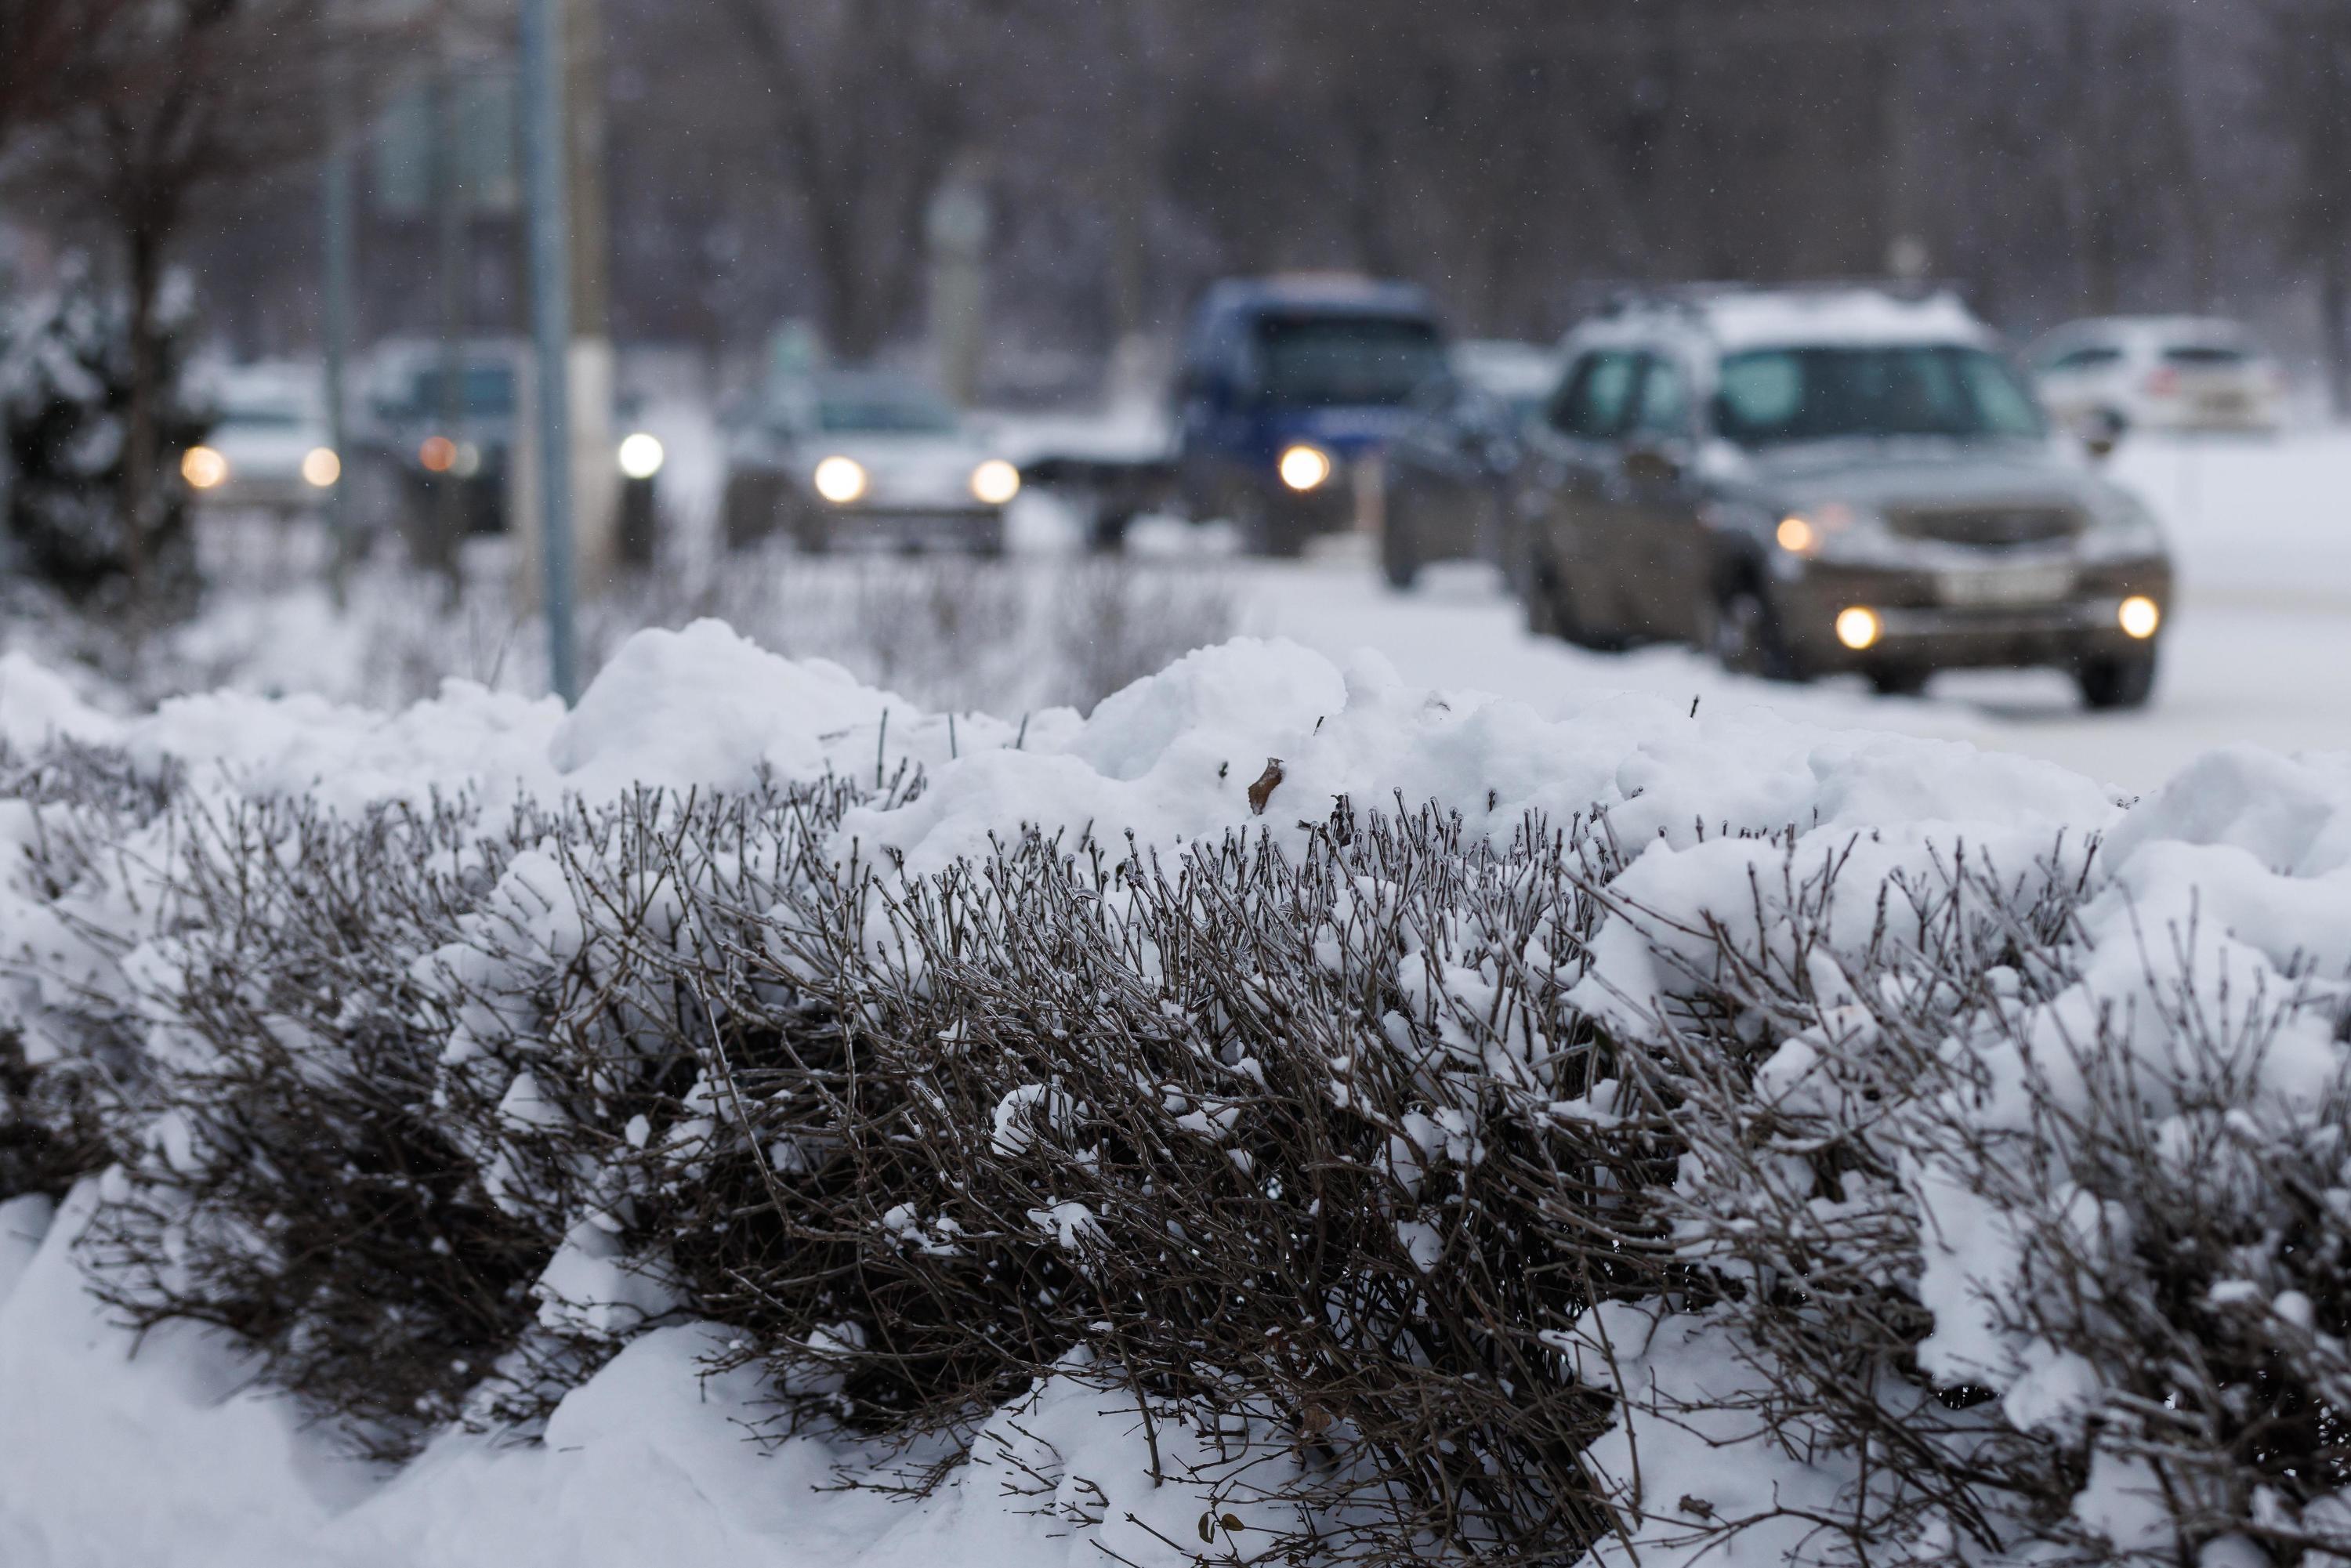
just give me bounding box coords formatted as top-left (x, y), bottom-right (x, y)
top-left (1697, 288), bottom-right (1991, 352)
top-left (1567, 287), bottom-right (1994, 360)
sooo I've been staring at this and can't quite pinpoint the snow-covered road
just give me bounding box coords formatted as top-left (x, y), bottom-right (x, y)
top-left (1221, 430), bottom-right (2351, 795)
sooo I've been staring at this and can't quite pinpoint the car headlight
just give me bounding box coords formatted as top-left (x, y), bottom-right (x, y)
top-left (813, 455), bottom-right (868, 505)
top-left (181, 446), bottom-right (230, 491)
top-left (1773, 501), bottom-right (1868, 559)
top-left (618, 432), bottom-right (665, 480)
top-left (969, 458), bottom-right (1021, 506)
top-left (1278, 444), bottom-right (1334, 492)
top-left (302, 447), bottom-right (341, 489)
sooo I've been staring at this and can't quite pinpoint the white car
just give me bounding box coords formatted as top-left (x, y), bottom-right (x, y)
top-left (719, 371), bottom-right (1020, 556)
top-left (2030, 317), bottom-right (2286, 436)
top-left (180, 364), bottom-right (340, 513)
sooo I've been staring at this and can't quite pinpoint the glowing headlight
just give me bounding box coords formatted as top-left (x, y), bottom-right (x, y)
top-left (1835, 607), bottom-right (1882, 651)
top-left (970, 458), bottom-right (1022, 506)
top-left (419, 436), bottom-right (458, 474)
top-left (813, 455), bottom-right (868, 505)
top-left (1775, 502), bottom-right (1861, 558)
top-left (2118, 596), bottom-right (2161, 640)
top-left (180, 446), bottom-right (229, 491)
top-left (1278, 444), bottom-right (1334, 492)
top-left (302, 447), bottom-right (341, 489)
top-left (617, 432), bottom-right (665, 480)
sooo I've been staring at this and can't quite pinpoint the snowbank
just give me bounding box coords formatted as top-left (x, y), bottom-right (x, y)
top-left (1, 622), bottom-right (2346, 1567)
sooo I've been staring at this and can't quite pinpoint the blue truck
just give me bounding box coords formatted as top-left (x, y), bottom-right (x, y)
top-left (1023, 275), bottom-right (1449, 556)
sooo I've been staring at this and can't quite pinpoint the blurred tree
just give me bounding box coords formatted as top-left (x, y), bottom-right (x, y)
top-left (0, 257), bottom-right (212, 615)
top-left (9, 0), bottom-right (413, 621)
top-left (719, 0), bottom-right (984, 363)
top-left (2259, 0), bottom-right (2351, 411)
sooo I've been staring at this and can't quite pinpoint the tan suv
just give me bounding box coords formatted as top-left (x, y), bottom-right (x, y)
top-left (1512, 287), bottom-right (2173, 708)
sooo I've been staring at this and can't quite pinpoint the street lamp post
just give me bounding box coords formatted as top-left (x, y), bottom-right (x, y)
top-left (520, 0), bottom-right (578, 703)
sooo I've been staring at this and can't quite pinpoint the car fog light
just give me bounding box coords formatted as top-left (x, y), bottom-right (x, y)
top-left (813, 455), bottom-right (868, 505)
top-left (181, 446), bottom-right (229, 491)
top-left (1835, 607), bottom-right (1882, 651)
top-left (618, 432), bottom-right (665, 480)
top-left (302, 447), bottom-right (341, 489)
top-left (970, 458), bottom-right (1022, 506)
top-left (2118, 595), bottom-right (2161, 640)
top-left (1278, 444), bottom-right (1334, 492)
top-left (1776, 516), bottom-right (1817, 556)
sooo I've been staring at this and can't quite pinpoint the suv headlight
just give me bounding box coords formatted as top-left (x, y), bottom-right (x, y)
top-left (1768, 500), bottom-right (1882, 562)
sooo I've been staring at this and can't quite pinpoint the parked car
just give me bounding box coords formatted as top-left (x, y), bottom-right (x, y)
top-left (719, 369), bottom-right (1021, 556)
top-left (1376, 340), bottom-right (1559, 588)
top-left (179, 363), bottom-right (339, 516)
top-left (1513, 285), bottom-right (2173, 709)
top-left (2030, 317), bottom-right (2286, 436)
top-left (1174, 275), bottom-right (1447, 556)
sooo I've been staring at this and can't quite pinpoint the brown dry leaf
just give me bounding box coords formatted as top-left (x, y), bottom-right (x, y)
top-left (1248, 758), bottom-right (1285, 816)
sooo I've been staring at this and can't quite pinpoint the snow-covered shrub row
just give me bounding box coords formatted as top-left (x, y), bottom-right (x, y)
top-left (1, 627), bottom-right (2346, 1566)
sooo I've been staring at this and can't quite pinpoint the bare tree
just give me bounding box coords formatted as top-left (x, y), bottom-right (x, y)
top-left (719, 0), bottom-right (984, 363)
top-left (15, 0), bottom-right (414, 618)
top-left (2259, 0), bottom-right (2351, 411)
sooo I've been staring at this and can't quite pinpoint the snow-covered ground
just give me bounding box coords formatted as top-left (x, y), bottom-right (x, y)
top-left (1212, 429), bottom-right (2351, 794)
top-left (2, 404), bottom-right (2349, 1563)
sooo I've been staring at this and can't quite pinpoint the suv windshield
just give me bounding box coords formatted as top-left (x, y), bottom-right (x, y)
top-left (408, 366), bottom-right (518, 418)
top-left (1712, 346), bottom-right (2045, 446)
top-left (1255, 314), bottom-right (1445, 408)
top-left (813, 380), bottom-right (959, 435)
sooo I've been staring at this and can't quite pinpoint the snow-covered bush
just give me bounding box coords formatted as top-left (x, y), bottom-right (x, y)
top-left (3, 628), bottom-right (2347, 1566)
top-left (1, 257), bottom-right (209, 617)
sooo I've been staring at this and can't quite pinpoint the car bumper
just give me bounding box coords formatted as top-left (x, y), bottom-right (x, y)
top-left (817, 506), bottom-right (1005, 552)
top-left (193, 476), bottom-right (325, 512)
top-left (1774, 557), bottom-right (2172, 674)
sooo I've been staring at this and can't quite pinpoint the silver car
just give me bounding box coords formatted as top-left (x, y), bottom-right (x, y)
top-left (1514, 286), bottom-right (2174, 709)
top-left (719, 371), bottom-right (1021, 556)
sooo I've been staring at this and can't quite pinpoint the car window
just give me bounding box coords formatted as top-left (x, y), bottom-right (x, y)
top-left (1630, 356), bottom-right (1690, 440)
top-left (1712, 346), bottom-right (2047, 446)
top-left (1252, 314), bottom-right (1447, 409)
top-left (2045, 346), bottom-right (2124, 374)
top-left (2163, 344), bottom-right (2250, 368)
top-left (1546, 351), bottom-right (1639, 440)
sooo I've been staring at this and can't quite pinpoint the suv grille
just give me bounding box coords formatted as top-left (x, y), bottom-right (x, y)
top-left (1888, 505), bottom-right (2084, 548)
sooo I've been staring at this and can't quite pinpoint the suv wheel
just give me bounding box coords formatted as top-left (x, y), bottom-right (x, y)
top-left (1381, 499), bottom-right (1418, 590)
top-left (1715, 585), bottom-right (1799, 681)
top-left (2077, 652), bottom-right (2157, 711)
top-left (1869, 666), bottom-right (1932, 698)
top-left (721, 471), bottom-right (784, 551)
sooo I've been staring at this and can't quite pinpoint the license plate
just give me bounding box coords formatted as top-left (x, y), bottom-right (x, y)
top-left (1938, 564), bottom-right (2075, 607)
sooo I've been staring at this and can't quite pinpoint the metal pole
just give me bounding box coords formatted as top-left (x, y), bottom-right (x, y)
top-left (321, 131), bottom-right (357, 610)
top-left (520, 0), bottom-right (578, 703)
top-left (431, 63), bottom-right (468, 602)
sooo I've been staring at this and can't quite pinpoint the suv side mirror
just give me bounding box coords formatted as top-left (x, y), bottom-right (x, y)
top-left (2076, 407), bottom-right (2125, 462)
top-left (1621, 445), bottom-right (1681, 484)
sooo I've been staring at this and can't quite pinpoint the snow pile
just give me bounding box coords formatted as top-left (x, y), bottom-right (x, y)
top-left (0, 623), bottom-right (2346, 1567)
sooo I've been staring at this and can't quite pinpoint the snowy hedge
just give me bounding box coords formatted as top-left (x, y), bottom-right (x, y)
top-left (0, 628), bottom-right (2346, 1567)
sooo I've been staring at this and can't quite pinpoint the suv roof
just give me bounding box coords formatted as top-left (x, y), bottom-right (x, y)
top-left (1570, 284), bottom-right (1992, 358)
top-left (1196, 274), bottom-right (1438, 320)
top-left (2043, 315), bottom-right (2259, 351)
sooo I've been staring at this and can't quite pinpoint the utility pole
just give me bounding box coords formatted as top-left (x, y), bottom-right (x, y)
top-left (429, 61), bottom-right (469, 602)
top-left (520, 0), bottom-right (578, 702)
top-left (321, 120), bottom-right (357, 610)
top-left (565, 0), bottom-right (618, 590)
